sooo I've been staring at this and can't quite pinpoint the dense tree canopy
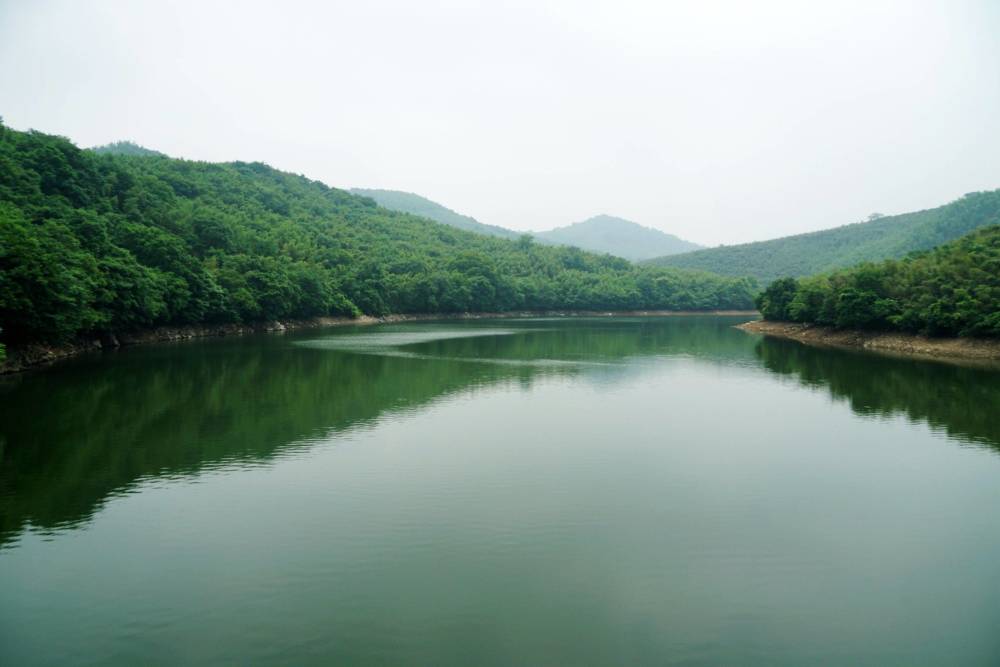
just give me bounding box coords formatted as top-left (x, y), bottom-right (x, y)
top-left (647, 191), bottom-right (1000, 284)
top-left (756, 225), bottom-right (1000, 337)
top-left (0, 124), bottom-right (757, 344)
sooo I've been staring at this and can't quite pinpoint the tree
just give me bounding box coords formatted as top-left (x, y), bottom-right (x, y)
top-left (755, 277), bottom-right (798, 321)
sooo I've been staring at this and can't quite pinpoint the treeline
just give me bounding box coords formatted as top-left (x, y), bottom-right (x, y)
top-left (647, 191), bottom-right (1000, 284)
top-left (756, 225), bottom-right (1000, 337)
top-left (0, 123), bottom-right (757, 344)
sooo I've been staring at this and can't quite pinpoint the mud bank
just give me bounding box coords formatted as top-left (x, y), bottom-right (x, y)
top-left (738, 319), bottom-right (1000, 363)
top-left (1, 310), bottom-right (758, 374)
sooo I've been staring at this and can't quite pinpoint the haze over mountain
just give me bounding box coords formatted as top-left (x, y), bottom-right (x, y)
top-left (647, 190), bottom-right (1000, 284)
top-left (352, 189), bottom-right (700, 261)
top-left (350, 189), bottom-right (520, 240)
top-left (534, 215), bottom-right (702, 261)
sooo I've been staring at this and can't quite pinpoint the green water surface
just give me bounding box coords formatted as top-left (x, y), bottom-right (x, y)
top-left (2, 316), bottom-right (1000, 665)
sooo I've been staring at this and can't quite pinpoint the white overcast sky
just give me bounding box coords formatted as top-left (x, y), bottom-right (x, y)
top-left (1, 0), bottom-right (998, 245)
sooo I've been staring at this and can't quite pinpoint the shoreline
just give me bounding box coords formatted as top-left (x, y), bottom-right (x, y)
top-left (737, 319), bottom-right (1000, 363)
top-left (0, 310), bottom-right (758, 375)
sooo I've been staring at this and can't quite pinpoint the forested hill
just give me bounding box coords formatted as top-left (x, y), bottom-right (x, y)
top-left (756, 225), bottom-right (1000, 337)
top-left (349, 188), bottom-right (521, 240)
top-left (646, 191), bottom-right (1000, 284)
top-left (534, 215), bottom-right (703, 261)
top-left (0, 124), bottom-right (757, 346)
top-left (91, 141), bottom-right (166, 158)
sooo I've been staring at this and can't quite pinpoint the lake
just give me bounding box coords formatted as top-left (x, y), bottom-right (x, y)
top-left (2, 315), bottom-right (1000, 666)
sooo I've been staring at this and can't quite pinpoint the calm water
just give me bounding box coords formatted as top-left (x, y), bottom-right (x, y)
top-left (2, 316), bottom-right (1000, 666)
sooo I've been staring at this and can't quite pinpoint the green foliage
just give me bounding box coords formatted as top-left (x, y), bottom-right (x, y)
top-left (757, 225), bottom-right (1000, 337)
top-left (754, 277), bottom-right (798, 320)
top-left (648, 192), bottom-right (1000, 284)
top-left (0, 124), bottom-right (758, 344)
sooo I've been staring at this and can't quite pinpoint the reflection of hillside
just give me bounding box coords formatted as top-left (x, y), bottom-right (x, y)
top-left (0, 337), bottom-right (570, 546)
top-left (755, 338), bottom-right (1000, 449)
top-left (0, 317), bottom-right (757, 546)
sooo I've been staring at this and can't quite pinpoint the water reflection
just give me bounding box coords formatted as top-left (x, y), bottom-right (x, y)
top-left (0, 317), bottom-right (752, 545)
top-left (1, 316), bottom-right (998, 548)
top-left (754, 337), bottom-right (1000, 449)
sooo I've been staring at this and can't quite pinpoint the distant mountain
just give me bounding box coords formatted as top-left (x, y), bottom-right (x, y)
top-left (90, 141), bottom-right (166, 157)
top-left (534, 215), bottom-right (703, 261)
top-left (646, 191), bottom-right (1000, 284)
top-left (350, 191), bottom-right (700, 262)
top-left (350, 189), bottom-right (521, 240)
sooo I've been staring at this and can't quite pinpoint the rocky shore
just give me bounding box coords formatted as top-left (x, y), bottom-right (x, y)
top-left (0, 310), bottom-right (757, 374)
top-left (738, 319), bottom-right (1000, 363)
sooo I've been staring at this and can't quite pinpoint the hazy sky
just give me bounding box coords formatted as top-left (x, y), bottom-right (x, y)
top-left (2, 1), bottom-right (998, 245)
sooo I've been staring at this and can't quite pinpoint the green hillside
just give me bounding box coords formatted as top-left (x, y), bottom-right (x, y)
top-left (535, 215), bottom-right (703, 261)
top-left (0, 124), bottom-right (757, 345)
top-left (756, 225), bottom-right (1000, 336)
top-left (350, 188), bottom-right (521, 240)
top-left (647, 192), bottom-right (1000, 284)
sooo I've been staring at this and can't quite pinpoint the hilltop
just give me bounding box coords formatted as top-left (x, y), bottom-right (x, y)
top-left (534, 214), bottom-right (702, 261)
top-left (90, 140), bottom-right (167, 158)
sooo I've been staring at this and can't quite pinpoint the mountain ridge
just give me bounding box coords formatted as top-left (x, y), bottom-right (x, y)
top-left (351, 189), bottom-right (701, 261)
